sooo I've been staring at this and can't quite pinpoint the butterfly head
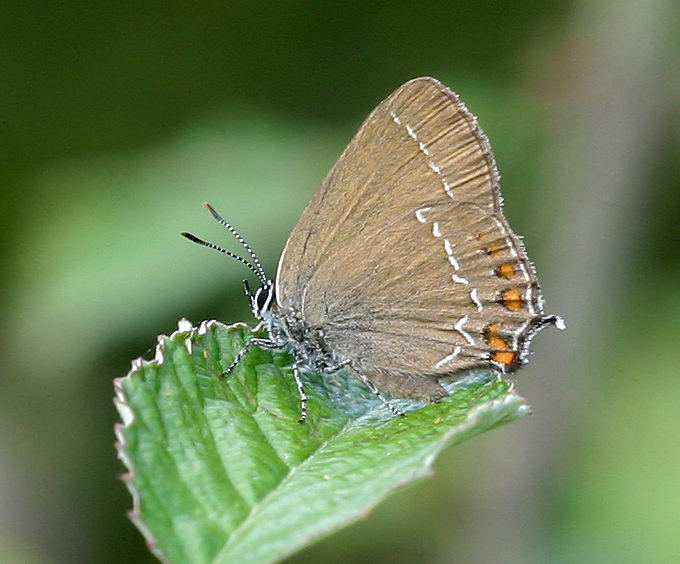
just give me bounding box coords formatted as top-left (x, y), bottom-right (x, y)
top-left (244, 278), bottom-right (275, 321)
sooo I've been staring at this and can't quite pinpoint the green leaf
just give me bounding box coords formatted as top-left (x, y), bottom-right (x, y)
top-left (114, 319), bottom-right (529, 564)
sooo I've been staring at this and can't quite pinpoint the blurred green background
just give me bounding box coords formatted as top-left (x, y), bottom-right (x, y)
top-left (2, 2), bottom-right (679, 563)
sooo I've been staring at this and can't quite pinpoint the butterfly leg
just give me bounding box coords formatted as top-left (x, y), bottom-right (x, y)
top-left (355, 372), bottom-right (405, 417)
top-left (291, 362), bottom-right (308, 424)
top-left (322, 359), bottom-right (351, 373)
top-left (222, 337), bottom-right (278, 376)
top-left (323, 360), bottom-right (404, 417)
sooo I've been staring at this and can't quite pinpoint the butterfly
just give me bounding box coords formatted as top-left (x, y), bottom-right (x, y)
top-left (183, 77), bottom-right (564, 422)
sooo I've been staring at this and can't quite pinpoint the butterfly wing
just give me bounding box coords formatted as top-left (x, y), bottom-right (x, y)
top-left (276, 77), bottom-right (562, 400)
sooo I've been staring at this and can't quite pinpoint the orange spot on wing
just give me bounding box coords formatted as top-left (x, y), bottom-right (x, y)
top-left (486, 322), bottom-right (519, 367)
top-left (501, 288), bottom-right (523, 311)
top-left (497, 263), bottom-right (515, 279)
top-left (484, 322), bottom-right (509, 349)
top-left (476, 231), bottom-right (503, 255)
top-left (485, 242), bottom-right (502, 256)
top-left (491, 351), bottom-right (517, 366)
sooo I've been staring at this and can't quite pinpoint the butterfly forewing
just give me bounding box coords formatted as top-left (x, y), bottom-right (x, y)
top-left (276, 77), bottom-right (558, 400)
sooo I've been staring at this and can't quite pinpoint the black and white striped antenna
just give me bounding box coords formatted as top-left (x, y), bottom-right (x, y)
top-left (181, 202), bottom-right (268, 284)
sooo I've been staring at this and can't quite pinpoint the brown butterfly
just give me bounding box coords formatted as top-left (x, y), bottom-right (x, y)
top-left (183, 77), bottom-right (565, 422)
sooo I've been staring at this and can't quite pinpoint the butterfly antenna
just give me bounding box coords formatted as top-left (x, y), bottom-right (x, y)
top-left (181, 231), bottom-right (266, 282)
top-left (202, 203), bottom-right (268, 282)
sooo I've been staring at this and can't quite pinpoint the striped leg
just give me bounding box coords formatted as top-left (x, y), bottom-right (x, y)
top-left (322, 359), bottom-right (350, 373)
top-left (222, 337), bottom-right (278, 376)
top-left (292, 362), bottom-right (308, 424)
top-left (355, 372), bottom-right (405, 417)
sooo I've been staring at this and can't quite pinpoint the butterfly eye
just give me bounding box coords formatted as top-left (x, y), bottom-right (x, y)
top-left (253, 284), bottom-right (273, 314)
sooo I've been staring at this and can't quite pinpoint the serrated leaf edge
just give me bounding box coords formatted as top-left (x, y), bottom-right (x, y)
top-left (113, 317), bottom-right (251, 563)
